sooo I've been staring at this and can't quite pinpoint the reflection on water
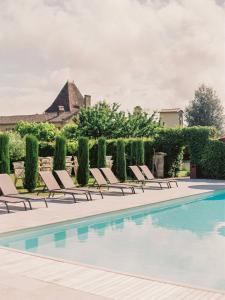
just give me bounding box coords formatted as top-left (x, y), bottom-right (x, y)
top-left (1, 190), bottom-right (225, 291)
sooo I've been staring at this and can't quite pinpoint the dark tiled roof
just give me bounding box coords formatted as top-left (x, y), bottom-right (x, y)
top-left (45, 81), bottom-right (84, 113)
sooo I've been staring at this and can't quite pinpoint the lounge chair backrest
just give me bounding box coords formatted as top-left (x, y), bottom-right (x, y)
top-left (100, 168), bottom-right (119, 184)
top-left (139, 165), bottom-right (155, 180)
top-left (90, 168), bottom-right (108, 185)
top-left (0, 174), bottom-right (18, 195)
top-left (39, 171), bottom-right (61, 191)
top-left (55, 170), bottom-right (75, 189)
top-left (129, 166), bottom-right (145, 181)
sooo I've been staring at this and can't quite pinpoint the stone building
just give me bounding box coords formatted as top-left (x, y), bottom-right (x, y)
top-left (159, 108), bottom-right (184, 128)
top-left (0, 81), bottom-right (91, 131)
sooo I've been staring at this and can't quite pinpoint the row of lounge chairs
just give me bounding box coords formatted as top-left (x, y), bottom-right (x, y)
top-left (0, 165), bottom-right (178, 213)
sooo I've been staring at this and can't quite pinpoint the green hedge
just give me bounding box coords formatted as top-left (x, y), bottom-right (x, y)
top-left (0, 133), bottom-right (10, 174)
top-left (24, 135), bottom-right (38, 192)
top-left (200, 140), bottom-right (225, 179)
top-left (183, 127), bottom-right (217, 165)
top-left (98, 137), bottom-right (106, 168)
top-left (53, 136), bottom-right (66, 170)
top-left (116, 139), bottom-right (127, 181)
top-left (77, 137), bottom-right (89, 186)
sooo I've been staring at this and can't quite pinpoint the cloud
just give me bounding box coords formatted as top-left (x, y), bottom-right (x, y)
top-left (0, 0), bottom-right (224, 115)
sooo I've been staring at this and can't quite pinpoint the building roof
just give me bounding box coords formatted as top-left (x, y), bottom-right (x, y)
top-left (160, 108), bottom-right (183, 113)
top-left (45, 81), bottom-right (84, 113)
top-left (0, 111), bottom-right (77, 125)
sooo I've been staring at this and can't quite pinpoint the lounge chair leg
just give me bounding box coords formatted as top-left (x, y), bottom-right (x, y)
top-left (23, 202), bottom-right (27, 211)
top-left (99, 190), bottom-right (103, 199)
top-left (72, 194), bottom-right (77, 203)
top-left (159, 183), bottom-right (162, 189)
top-left (121, 188), bottom-right (125, 196)
top-left (27, 200), bottom-right (32, 210)
top-left (141, 186), bottom-right (144, 192)
top-left (86, 193), bottom-right (91, 201)
top-left (5, 202), bottom-right (10, 213)
top-left (44, 198), bottom-right (48, 208)
top-left (132, 187), bottom-right (136, 194)
top-left (176, 182), bottom-right (178, 187)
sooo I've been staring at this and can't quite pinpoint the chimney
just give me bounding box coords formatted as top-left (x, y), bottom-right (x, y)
top-left (84, 95), bottom-right (91, 108)
top-left (57, 105), bottom-right (65, 115)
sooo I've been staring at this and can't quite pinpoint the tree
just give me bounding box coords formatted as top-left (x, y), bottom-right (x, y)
top-left (77, 137), bottom-right (89, 186)
top-left (53, 136), bottom-right (66, 170)
top-left (97, 137), bottom-right (106, 168)
top-left (185, 85), bottom-right (224, 131)
top-left (15, 121), bottom-right (59, 141)
top-left (0, 133), bottom-right (10, 174)
top-left (24, 135), bottom-right (38, 192)
top-left (116, 139), bottom-right (127, 182)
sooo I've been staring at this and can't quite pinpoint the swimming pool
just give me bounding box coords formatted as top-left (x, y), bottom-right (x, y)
top-left (0, 190), bottom-right (225, 291)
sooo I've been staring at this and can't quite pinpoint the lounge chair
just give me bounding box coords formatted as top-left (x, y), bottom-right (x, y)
top-left (0, 195), bottom-right (27, 213)
top-left (0, 174), bottom-right (48, 212)
top-left (100, 167), bottom-right (144, 193)
top-left (129, 165), bottom-right (171, 189)
top-left (139, 165), bottom-right (178, 187)
top-left (90, 168), bottom-right (138, 195)
top-left (54, 170), bottom-right (103, 200)
top-left (39, 171), bottom-right (90, 202)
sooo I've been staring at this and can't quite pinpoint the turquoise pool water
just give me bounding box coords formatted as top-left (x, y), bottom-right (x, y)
top-left (1, 190), bottom-right (225, 291)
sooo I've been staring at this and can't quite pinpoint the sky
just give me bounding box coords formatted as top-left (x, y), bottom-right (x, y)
top-left (0, 0), bottom-right (224, 115)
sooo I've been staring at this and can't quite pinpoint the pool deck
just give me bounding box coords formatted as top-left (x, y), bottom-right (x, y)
top-left (0, 178), bottom-right (225, 299)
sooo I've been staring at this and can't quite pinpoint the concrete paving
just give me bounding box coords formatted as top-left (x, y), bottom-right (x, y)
top-left (0, 178), bottom-right (224, 299)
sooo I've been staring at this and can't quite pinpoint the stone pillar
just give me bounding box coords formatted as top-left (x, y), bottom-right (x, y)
top-left (153, 152), bottom-right (167, 178)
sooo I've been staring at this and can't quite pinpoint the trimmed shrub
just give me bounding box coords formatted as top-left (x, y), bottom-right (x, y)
top-left (154, 128), bottom-right (184, 177)
top-left (24, 135), bottom-right (38, 192)
top-left (39, 142), bottom-right (55, 157)
top-left (144, 140), bottom-right (155, 170)
top-left (130, 139), bottom-right (144, 165)
top-left (183, 126), bottom-right (217, 165)
top-left (53, 136), bottom-right (66, 170)
top-left (8, 131), bottom-right (25, 162)
top-left (116, 139), bottom-right (127, 182)
top-left (97, 137), bottom-right (106, 168)
top-left (0, 133), bottom-right (10, 174)
top-left (77, 137), bottom-right (89, 186)
top-left (201, 140), bottom-right (225, 179)
top-left (89, 140), bottom-right (98, 168)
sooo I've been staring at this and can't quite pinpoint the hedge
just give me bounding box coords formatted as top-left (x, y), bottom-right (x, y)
top-left (0, 133), bottom-right (10, 174)
top-left (77, 137), bottom-right (89, 186)
top-left (116, 139), bottom-right (127, 181)
top-left (98, 137), bottom-right (106, 168)
top-left (24, 135), bottom-right (38, 192)
top-left (200, 140), bottom-right (225, 179)
top-left (53, 136), bottom-right (66, 170)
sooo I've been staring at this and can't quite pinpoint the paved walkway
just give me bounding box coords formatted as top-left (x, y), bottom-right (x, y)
top-left (0, 179), bottom-right (225, 299)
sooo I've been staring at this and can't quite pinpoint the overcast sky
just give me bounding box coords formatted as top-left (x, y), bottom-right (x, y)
top-left (0, 0), bottom-right (224, 115)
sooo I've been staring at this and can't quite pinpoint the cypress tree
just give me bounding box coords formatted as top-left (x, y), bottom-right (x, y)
top-left (77, 137), bottom-right (89, 186)
top-left (116, 139), bottom-right (127, 182)
top-left (136, 139), bottom-right (145, 165)
top-left (0, 133), bottom-right (10, 174)
top-left (131, 140), bottom-right (138, 165)
top-left (53, 136), bottom-right (66, 170)
top-left (24, 135), bottom-right (38, 192)
top-left (97, 137), bottom-right (106, 168)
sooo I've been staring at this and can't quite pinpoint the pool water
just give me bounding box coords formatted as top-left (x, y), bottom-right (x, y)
top-left (1, 190), bottom-right (225, 291)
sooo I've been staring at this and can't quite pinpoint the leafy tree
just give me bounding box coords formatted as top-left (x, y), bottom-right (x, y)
top-left (24, 135), bottom-right (38, 192)
top-left (16, 121), bottom-right (59, 141)
top-left (53, 136), bottom-right (66, 170)
top-left (76, 101), bottom-right (160, 138)
top-left (8, 131), bottom-right (25, 162)
top-left (76, 101), bottom-right (126, 138)
top-left (185, 85), bottom-right (224, 131)
top-left (77, 137), bottom-right (89, 186)
top-left (97, 137), bottom-right (106, 168)
top-left (0, 133), bottom-right (10, 174)
top-left (61, 123), bottom-right (79, 140)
